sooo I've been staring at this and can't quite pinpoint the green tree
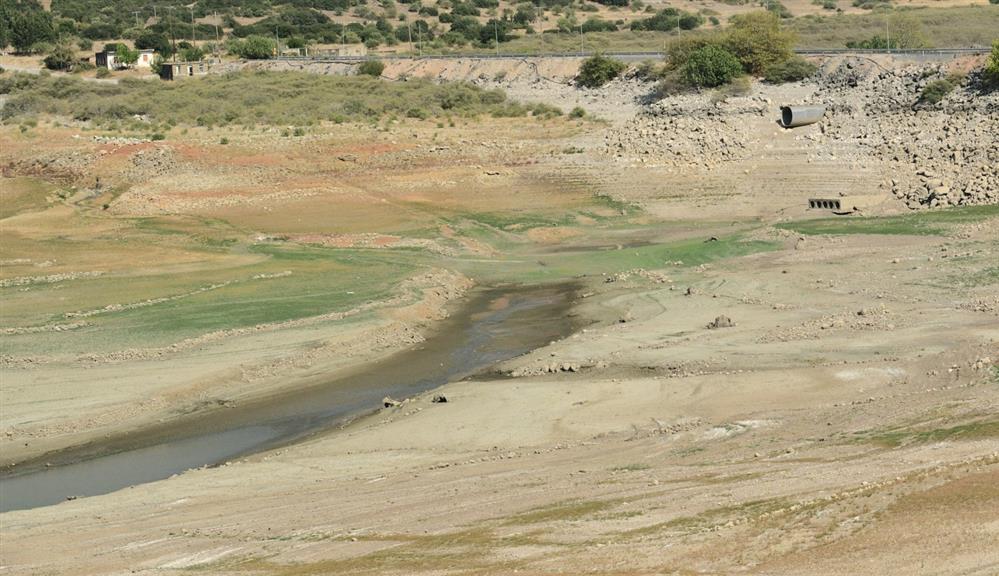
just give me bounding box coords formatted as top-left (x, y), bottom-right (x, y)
top-left (230, 35), bottom-right (275, 59)
top-left (181, 45), bottom-right (204, 62)
top-left (43, 44), bottom-right (77, 71)
top-left (10, 10), bottom-right (56, 53)
top-left (576, 54), bottom-right (626, 88)
top-left (115, 43), bottom-right (139, 67)
top-left (150, 55), bottom-right (164, 76)
top-left (135, 31), bottom-right (173, 58)
top-left (480, 19), bottom-right (510, 44)
top-left (682, 44), bottom-right (743, 87)
top-left (890, 14), bottom-right (928, 49)
top-left (723, 11), bottom-right (795, 75)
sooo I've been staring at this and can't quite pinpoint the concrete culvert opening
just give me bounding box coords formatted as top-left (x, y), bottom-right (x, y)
top-left (781, 107), bottom-right (794, 127)
top-left (780, 106), bottom-right (825, 128)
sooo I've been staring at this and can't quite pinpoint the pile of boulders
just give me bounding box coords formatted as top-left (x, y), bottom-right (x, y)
top-left (602, 96), bottom-right (764, 169)
top-left (126, 146), bottom-right (181, 181)
top-left (813, 59), bottom-right (999, 209)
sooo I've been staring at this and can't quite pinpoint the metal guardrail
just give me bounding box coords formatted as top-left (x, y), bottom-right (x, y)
top-left (274, 47), bottom-right (991, 63)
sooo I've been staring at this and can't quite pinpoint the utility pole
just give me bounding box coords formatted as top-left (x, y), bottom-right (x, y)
top-left (494, 19), bottom-right (499, 56)
top-left (133, 10), bottom-right (141, 28)
top-left (418, 25), bottom-right (423, 57)
top-left (885, 12), bottom-right (890, 50)
top-left (538, 19), bottom-right (543, 56)
top-left (190, 6), bottom-right (197, 48)
top-left (408, 21), bottom-right (413, 55)
top-left (168, 6), bottom-right (177, 61)
top-left (214, 11), bottom-right (220, 57)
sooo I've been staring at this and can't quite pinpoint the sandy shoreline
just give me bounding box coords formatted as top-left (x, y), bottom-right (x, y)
top-left (1, 268), bottom-right (474, 467)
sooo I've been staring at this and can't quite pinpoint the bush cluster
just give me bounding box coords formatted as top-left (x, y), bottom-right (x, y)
top-left (0, 70), bottom-right (565, 126)
top-left (653, 11), bottom-right (799, 94)
top-left (682, 45), bottom-right (743, 87)
top-left (576, 54), bottom-right (626, 88)
top-left (357, 59), bottom-right (385, 77)
top-left (630, 8), bottom-right (704, 32)
top-left (228, 36), bottom-right (276, 59)
top-left (985, 40), bottom-right (999, 88)
top-left (918, 77), bottom-right (959, 104)
top-left (763, 56), bottom-right (818, 83)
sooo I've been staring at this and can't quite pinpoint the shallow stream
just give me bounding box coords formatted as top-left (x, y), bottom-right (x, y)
top-left (0, 283), bottom-right (576, 513)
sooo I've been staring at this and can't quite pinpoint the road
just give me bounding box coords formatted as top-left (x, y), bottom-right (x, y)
top-left (278, 47), bottom-right (991, 64)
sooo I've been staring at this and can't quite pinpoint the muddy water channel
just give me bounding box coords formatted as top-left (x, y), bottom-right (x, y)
top-left (0, 284), bottom-right (577, 513)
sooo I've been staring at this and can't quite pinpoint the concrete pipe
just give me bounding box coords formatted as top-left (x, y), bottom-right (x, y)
top-left (780, 106), bottom-right (825, 128)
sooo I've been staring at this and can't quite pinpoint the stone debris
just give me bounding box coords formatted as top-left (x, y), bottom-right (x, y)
top-left (601, 57), bottom-right (997, 210)
top-left (815, 59), bottom-right (998, 209)
top-left (707, 315), bottom-right (735, 329)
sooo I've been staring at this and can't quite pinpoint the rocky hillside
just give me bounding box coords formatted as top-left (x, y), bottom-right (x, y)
top-left (601, 55), bottom-right (998, 212)
top-left (816, 58), bottom-right (998, 209)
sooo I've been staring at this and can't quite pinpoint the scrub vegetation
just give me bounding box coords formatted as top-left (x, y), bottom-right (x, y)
top-left (0, 70), bottom-right (561, 126)
top-left (774, 205), bottom-right (999, 236)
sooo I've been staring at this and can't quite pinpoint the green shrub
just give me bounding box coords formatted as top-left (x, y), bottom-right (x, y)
top-left (852, 0), bottom-right (891, 9)
top-left (220, 137), bottom-right (230, 145)
top-left (918, 79), bottom-right (954, 104)
top-left (529, 102), bottom-right (563, 118)
top-left (230, 36), bottom-right (275, 59)
top-left (43, 45), bottom-right (77, 71)
top-left (569, 106), bottom-right (586, 118)
top-left (984, 39), bottom-right (999, 88)
top-left (581, 17), bottom-right (618, 32)
top-left (664, 36), bottom-right (716, 72)
top-left (764, 56), bottom-right (818, 83)
top-left (631, 8), bottom-right (704, 31)
top-left (358, 59), bottom-right (386, 77)
top-left (406, 107), bottom-right (429, 119)
top-left (683, 45), bottom-right (743, 87)
top-left (292, 127), bottom-right (306, 136)
top-left (766, 0), bottom-right (793, 18)
top-left (150, 132), bottom-right (166, 141)
top-left (576, 54), bottom-right (626, 88)
top-left (0, 71), bottom-right (534, 126)
top-left (95, 67), bottom-right (111, 78)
